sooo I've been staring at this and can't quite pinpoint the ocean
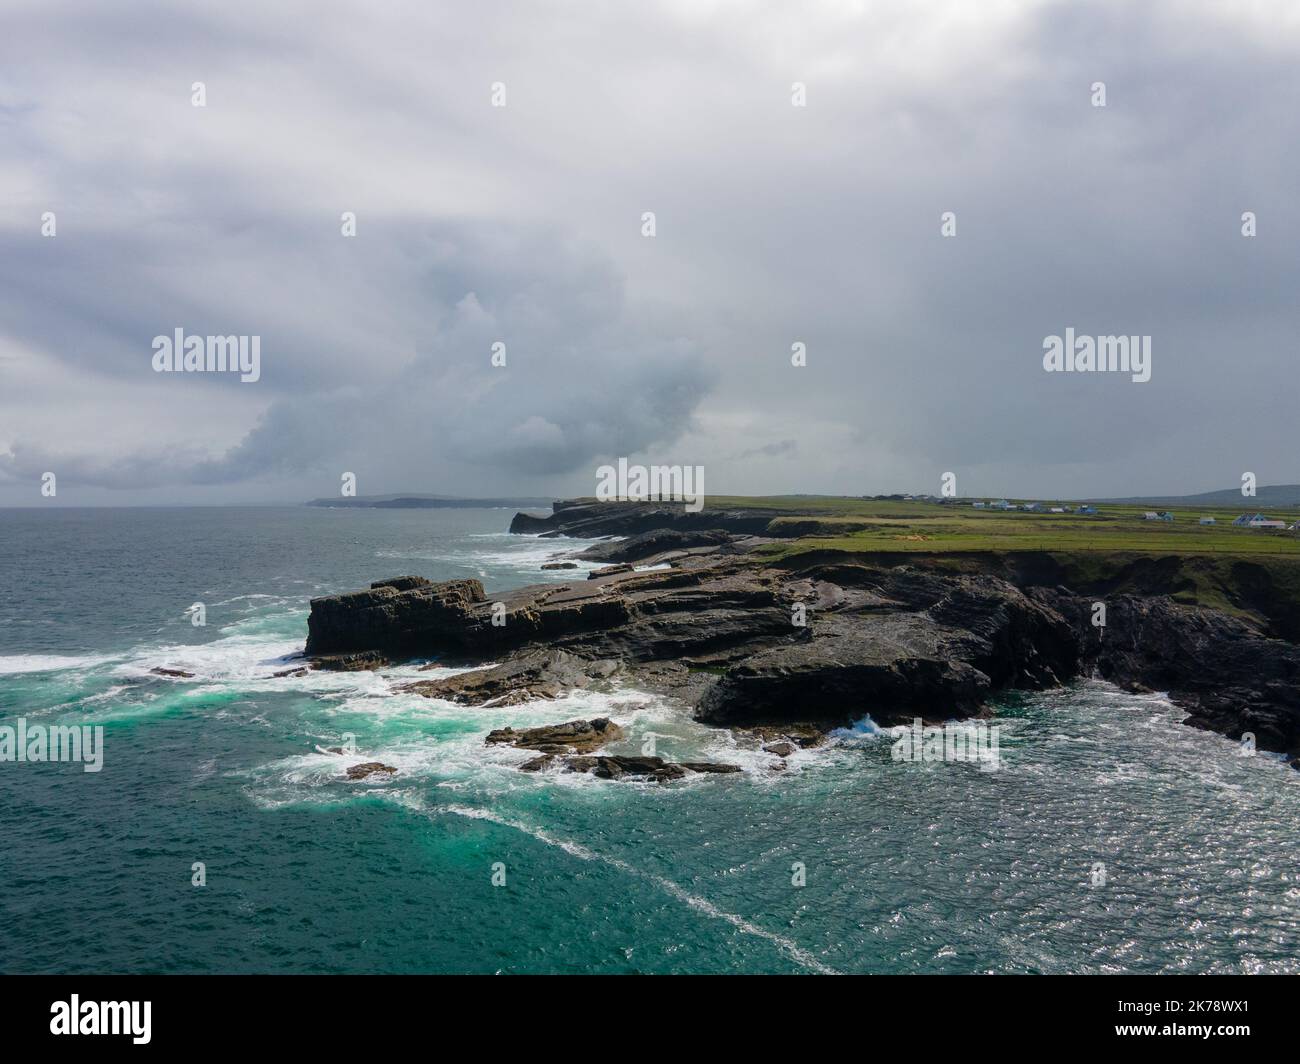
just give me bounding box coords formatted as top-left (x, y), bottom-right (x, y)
top-left (1, 506), bottom-right (1297, 974)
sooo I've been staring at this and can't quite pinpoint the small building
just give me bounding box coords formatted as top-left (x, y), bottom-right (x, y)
top-left (1078, 505), bottom-right (1098, 515)
top-left (1144, 511), bottom-right (1174, 521)
top-left (1022, 502), bottom-right (1043, 512)
top-left (1233, 513), bottom-right (1286, 529)
top-left (1199, 517), bottom-right (1216, 525)
top-left (1049, 507), bottom-right (1065, 514)
top-left (990, 499), bottom-right (1013, 511)
top-left (972, 501), bottom-right (986, 509)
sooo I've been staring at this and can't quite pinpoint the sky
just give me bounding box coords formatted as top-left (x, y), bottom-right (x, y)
top-left (1, 0), bottom-right (1298, 506)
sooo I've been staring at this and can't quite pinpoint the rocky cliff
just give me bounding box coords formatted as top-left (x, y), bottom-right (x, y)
top-left (303, 502), bottom-right (1300, 766)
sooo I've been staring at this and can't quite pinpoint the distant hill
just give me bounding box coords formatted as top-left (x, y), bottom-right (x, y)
top-left (1091, 484), bottom-right (1300, 509)
top-left (306, 494), bottom-right (554, 509)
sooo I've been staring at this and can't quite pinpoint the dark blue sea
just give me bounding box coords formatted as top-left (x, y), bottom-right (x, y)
top-left (1, 507), bottom-right (1297, 973)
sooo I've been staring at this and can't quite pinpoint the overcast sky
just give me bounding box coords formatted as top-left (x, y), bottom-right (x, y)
top-left (1, 0), bottom-right (1297, 506)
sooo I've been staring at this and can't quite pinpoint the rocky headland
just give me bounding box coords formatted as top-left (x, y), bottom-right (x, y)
top-left (302, 500), bottom-right (1300, 772)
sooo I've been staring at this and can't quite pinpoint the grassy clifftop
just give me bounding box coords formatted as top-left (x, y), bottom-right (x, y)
top-left (705, 495), bottom-right (1300, 638)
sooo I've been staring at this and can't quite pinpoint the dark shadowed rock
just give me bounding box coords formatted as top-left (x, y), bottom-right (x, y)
top-left (305, 578), bottom-right (486, 657)
top-left (508, 499), bottom-right (788, 539)
top-left (311, 650), bottom-right (389, 672)
top-left (403, 650), bottom-right (619, 706)
top-left (302, 507), bottom-right (1300, 763)
top-left (576, 528), bottom-right (735, 563)
top-left (150, 667), bottom-right (195, 679)
top-left (541, 561), bottom-right (578, 570)
top-left (1035, 590), bottom-right (1300, 763)
top-left (679, 761), bottom-right (743, 773)
top-left (589, 563), bottom-right (634, 579)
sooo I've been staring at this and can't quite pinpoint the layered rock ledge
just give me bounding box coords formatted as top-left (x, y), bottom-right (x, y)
top-left (304, 501), bottom-right (1300, 766)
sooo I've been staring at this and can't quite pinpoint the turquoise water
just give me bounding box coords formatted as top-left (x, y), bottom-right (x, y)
top-left (1, 507), bottom-right (1297, 974)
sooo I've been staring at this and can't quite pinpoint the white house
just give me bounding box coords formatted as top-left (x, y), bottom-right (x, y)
top-left (1234, 513), bottom-right (1286, 529)
top-left (1199, 517), bottom-right (1216, 525)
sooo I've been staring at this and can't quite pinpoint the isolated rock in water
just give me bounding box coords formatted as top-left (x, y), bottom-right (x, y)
top-left (346, 762), bottom-right (397, 780)
top-left (485, 716), bottom-right (625, 754)
top-left (563, 754), bottom-right (739, 783)
top-left (541, 561), bottom-right (578, 570)
top-left (518, 754), bottom-right (557, 772)
top-left (273, 666), bottom-right (310, 678)
top-left (763, 742), bottom-right (796, 758)
top-left (748, 725), bottom-right (827, 749)
top-left (403, 650), bottom-right (620, 706)
top-left (150, 667), bottom-right (195, 678)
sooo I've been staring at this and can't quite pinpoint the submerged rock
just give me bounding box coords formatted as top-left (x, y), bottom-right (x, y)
top-left (150, 667), bottom-right (195, 679)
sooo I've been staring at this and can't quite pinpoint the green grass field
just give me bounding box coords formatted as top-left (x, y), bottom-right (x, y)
top-left (705, 495), bottom-right (1300, 559)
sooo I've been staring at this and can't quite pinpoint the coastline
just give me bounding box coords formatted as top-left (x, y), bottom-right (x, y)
top-left (302, 499), bottom-right (1300, 772)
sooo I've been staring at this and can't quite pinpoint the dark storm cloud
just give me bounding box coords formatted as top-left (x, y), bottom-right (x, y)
top-left (0, 0), bottom-right (1297, 504)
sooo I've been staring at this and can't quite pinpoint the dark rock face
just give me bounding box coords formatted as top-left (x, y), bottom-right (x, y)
top-left (402, 650), bottom-right (619, 707)
top-left (695, 568), bottom-right (1079, 729)
top-left (301, 503), bottom-right (1300, 765)
top-left (311, 650), bottom-right (389, 672)
top-left (305, 578), bottom-right (487, 657)
top-left (540, 561), bottom-right (578, 570)
top-left (565, 754), bottom-right (736, 784)
top-left (509, 499), bottom-right (785, 539)
top-left (150, 667), bottom-right (195, 679)
top-left (588, 564), bottom-right (634, 579)
top-left (575, 528), bottom-right (735, 564)
top-left (1035, 590), bottom-right (1300, 762)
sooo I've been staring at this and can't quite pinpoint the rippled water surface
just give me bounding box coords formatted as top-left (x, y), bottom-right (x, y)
top-left (1, 507), bottom-right (1297, 973)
